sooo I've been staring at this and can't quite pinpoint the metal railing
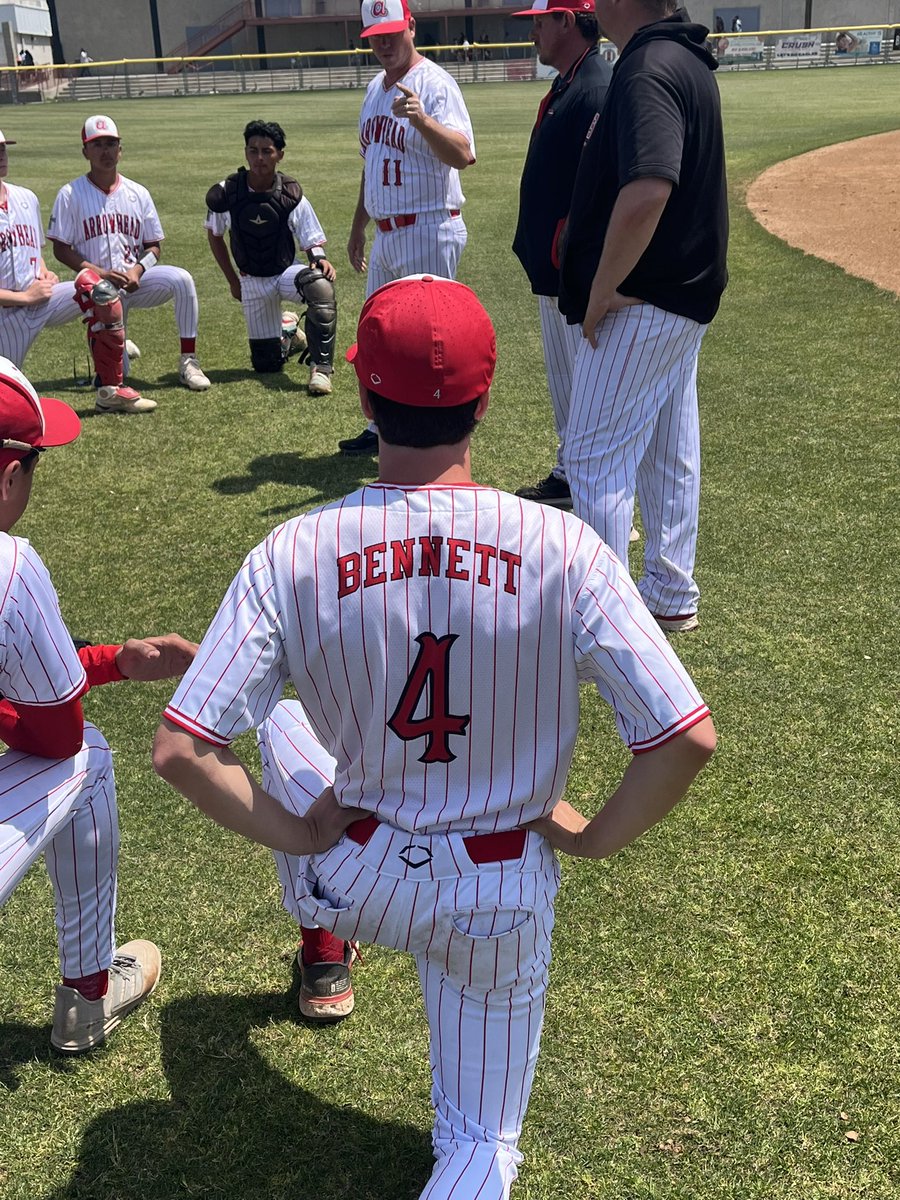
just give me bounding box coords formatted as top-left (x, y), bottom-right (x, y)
top-left (1, 27), bottom-right (897, 104)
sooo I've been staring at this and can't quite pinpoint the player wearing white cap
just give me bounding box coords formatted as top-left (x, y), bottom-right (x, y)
top-left (338, 0), bottom-right (475, 456)
top-left (0, 131), bottom-right (84, 370)
top-left (48, 115), bottom-right (211, 414)
top-left (0, 356), bottom-right (196, 1052)
top-left (153, 276), bottom-right (716, 1199)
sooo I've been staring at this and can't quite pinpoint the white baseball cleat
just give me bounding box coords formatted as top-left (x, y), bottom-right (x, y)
top-left (653, 612), bottom-right (700, 634)
top-left (124, 339), bottom-right (141, 359)
top-left (308, 366), bottom-right (333, 396)
top-left (96, 384), bottom-right (157, 413)
top-left (179, 355), bottom-right (211, 391)
top-left (51, 940), bottom-right (162, 1054)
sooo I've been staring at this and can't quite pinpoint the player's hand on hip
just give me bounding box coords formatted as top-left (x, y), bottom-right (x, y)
top-left (302, 786), bottom-right (369, 855)
top-left (116, 634), bottom-right (199, 682)
top-left (392, 83), bottom-right (423, 123)
top-left (526, 799), bottom-right (589, 856)
top-left (23, 278), bottom-right (56, 305)
top-left (347, 231), bottom-right (367, 274)
top-left (229, 278), bottom-right (242, 301)
top-left (583, 290), bottom-right (640, 349)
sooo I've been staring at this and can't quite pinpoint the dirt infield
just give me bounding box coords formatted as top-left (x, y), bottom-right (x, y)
top-left (746, 129), bottom-right (900, 298)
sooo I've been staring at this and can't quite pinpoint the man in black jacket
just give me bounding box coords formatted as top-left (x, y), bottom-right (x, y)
top-left (512, 0), bottom-right (611, 508)
top-left (559, 1), bottom-right (728, 632)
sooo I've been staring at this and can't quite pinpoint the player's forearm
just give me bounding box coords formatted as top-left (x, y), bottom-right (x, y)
top-left (51, 240), bottom-right (92, 274)
top-left (0, 286), bottom-right (33, 307)
top-left (207, 231), bottom-right (239, 286)
top-left (152, 720), bottom-right (320, 856)
top-left (409, 117), bottom-right (472, 169)
top-left (574, 717), bottom-right (716, 859)
top-left (351, 175), bottom-right (370, 233)
top-left (588, 177), bottom-right (673, 300)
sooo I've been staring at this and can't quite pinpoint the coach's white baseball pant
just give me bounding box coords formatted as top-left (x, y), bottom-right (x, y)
top-left (0, 282), bottom-right (81, 369)
top-left (0, 723), bottom-right (118, 977)
top-left (239, 265), bottom-right (309, 340)
top-left (565, 303), bottom-right (707, 617)
top-left (537, 294), bottom-right (581, 481)
top-left (121, 264), bottom-right (199, 339)
top-left (366, 212), bottom-right (468, 298)
top-left (259, 699), bottom-right (559, 1200)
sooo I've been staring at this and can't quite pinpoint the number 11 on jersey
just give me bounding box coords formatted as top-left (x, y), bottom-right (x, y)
top-left (382, 158), bottom-right (402, 187)
top-left (388, 632), bottom-right (469, 764)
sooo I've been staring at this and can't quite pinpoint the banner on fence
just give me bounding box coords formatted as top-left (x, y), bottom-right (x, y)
top-left (834, 29), bottom-right (883, 56)
top-left (775, 32), bottom-right (821, 58)
top-left (715, 35), bottom-right (765, 65)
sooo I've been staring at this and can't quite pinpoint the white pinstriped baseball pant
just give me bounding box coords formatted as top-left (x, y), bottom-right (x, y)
top-left (0, 281), bottom-right (81, 369)
top-left (259, 699), bottom-right (559, 1200)
top-left (537, 294), bottom-right (582, 481)
top-left (366, 212), bottom-right (468, 298)
top-left (121, 264), bottom-right (199, 340)
top-left (0, 723), bottom-right (118, 977)
top-left (238, 265), bottom-right (311, 340)
top-left (566, 303), bottom-right (708, 617)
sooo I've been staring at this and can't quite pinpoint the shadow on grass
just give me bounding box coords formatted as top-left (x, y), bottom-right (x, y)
top-left (39, 990), bottom-right (430, 1200)
top-left (213, 452), bottom-right (376, 511)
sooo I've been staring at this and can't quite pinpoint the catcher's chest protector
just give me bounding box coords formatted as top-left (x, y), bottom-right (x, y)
top-left (206, 169), bottom-right (303, 278)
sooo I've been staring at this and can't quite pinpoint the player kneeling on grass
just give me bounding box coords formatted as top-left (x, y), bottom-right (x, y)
top-left (0, 357), bottom-right (197, 1052)
top-left (48, 115), bottom-right (211, 415)
top-left (153, 276), bottom-right (715, 1200)
top-left (205, 120), bottom-right (337, 396)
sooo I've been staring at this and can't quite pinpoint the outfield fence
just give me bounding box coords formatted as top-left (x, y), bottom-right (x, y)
top-left (2, 26), bottom-right (899, 104)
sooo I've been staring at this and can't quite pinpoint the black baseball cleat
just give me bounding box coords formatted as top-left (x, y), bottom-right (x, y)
top-left (515, 473), bottom-right (573, 510)
top-left (297, 941), bottom-right (358, 1022)
top-left (338, 428), bottom-right (378, 457)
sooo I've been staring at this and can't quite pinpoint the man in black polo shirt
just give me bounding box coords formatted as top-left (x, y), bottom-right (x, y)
top-left (559, 0), bottom-right (728, 632)
top-left (512, 0), bottom-right (612, 509)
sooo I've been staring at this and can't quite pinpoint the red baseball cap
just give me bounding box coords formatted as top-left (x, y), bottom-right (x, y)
top-left (0, 358), bottom-right (81, 454)
top-left (346, 276), bottom-right (496, 408)
top-left (360, 0), bottom-right (412, 38)
top-left (513, 0), bottom-right (593, 15)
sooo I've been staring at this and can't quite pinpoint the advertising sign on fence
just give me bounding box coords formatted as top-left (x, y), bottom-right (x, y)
top-left (775, 32), bottom-right (821, 58)
top-left (834, 29), bottom-right (883, 56)
top-left (715, 35), bottom-right (765, 66)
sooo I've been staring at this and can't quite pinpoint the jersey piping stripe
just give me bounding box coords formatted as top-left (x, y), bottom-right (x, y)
top-left (162, 707), bottom-right (230, 747)
top-left (630, 704), bottom-right (710, 753)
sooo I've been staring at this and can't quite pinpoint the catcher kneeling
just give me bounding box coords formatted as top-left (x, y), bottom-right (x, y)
top-left (205, 119), bottom-right (337, 396)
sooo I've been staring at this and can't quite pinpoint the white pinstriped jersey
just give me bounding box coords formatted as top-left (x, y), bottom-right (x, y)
top-left (48, 173), bottom-right (164, 270)
top-left (166, 486), bottom-right (708, 835)
top-left (204, 194), bottom-right (327, 254)
top-left (360, 57), bottom-right (475, 219)
top-left (0, 184), bottom-right (44, 293)
top-left (0, 534), bottom-right (86, 704)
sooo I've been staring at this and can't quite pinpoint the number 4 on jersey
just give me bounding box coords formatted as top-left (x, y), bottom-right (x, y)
top-left (388, 632), bottom-right (469, 764)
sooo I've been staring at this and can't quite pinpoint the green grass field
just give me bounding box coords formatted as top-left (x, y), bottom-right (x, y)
top-left (1, 68), bottom-right (899, 1199)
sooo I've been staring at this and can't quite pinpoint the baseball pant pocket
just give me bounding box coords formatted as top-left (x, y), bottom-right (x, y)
top-left (444, 908), bottom-right (538, 992)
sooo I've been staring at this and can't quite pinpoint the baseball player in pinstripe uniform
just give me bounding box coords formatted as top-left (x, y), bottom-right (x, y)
top-left (205, 120), bottom-right (337, 396)
top-left (511, 0), bottom-right (611, 510)
top-left (338, 0), bottom-right (475, 456)
top-left (0, 357), bottom-right (196, 1052)
top-left (558, 0), bottom-right (728, 632)
top-left (154, 275), bottom-right (715, 1199)
top-left (0, 131), bottom-right (84, 370)
top-left (48, 115), bottom-right (211, 414)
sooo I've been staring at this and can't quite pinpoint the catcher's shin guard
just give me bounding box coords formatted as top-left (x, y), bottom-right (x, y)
top-left (74, 268), bottom-right (125, 387)
top-left (249, 337), bottom-right (285, 373)
top-left (295, 267), bottom-right (336, 371)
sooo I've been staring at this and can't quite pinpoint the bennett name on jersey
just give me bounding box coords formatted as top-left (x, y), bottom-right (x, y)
top-left (337, 535), bottom-right (523, 598)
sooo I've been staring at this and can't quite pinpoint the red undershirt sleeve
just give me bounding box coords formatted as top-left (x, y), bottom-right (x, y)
top-left (77, 643), bottom-right (125, 687)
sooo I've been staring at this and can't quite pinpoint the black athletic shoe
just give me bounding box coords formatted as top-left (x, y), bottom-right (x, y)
top-left (515, 473), bottom-right (573, 510)
top-left (338, 428), bottom-right (378, 456)
top-left (297, 942), bottom-right (357, 1022)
